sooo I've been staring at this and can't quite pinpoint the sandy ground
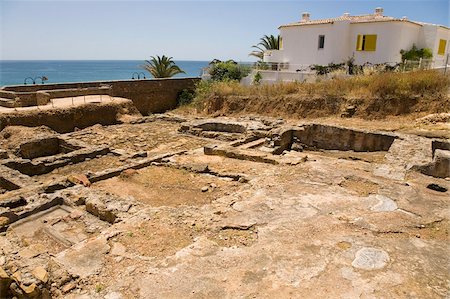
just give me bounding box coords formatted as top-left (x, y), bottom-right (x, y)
top-left (0, 95), bottom-right (125, 114)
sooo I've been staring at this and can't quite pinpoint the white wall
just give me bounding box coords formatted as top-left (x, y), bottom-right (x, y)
top-left (433, 26), bottom-right (450, 64)
top-left (278, 23), bottom-right (349, 70)
top-left (350, 22), bottom-right (421, 64)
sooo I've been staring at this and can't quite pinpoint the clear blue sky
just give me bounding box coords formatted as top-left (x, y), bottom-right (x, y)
top-left (1, 0), bottom-right (448, 61)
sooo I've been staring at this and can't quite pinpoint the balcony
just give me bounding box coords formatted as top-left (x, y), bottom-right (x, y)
top-left (263, 50), bottom-right (284, 64)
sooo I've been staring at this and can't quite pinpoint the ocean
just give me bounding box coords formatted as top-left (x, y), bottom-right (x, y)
top-left (0, 60), bottom-right (210, 87)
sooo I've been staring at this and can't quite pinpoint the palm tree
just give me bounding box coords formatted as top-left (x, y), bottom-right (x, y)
top-left (249, 35), bottom-right (281, 60)
top-left (141, 55), bottom-right (185, 78)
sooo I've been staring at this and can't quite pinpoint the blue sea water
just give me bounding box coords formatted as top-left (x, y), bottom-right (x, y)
top-left (0, 60), bottom-right (209, 87)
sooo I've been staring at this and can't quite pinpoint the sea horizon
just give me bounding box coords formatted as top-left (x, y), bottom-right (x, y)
top-left (0, 60), bottom-right (217, 87)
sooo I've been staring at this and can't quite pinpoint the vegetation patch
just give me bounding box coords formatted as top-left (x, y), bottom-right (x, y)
top-left (192, 70), bottom-right (449, 119)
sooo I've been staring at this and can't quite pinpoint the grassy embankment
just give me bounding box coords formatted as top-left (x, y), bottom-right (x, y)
top-left (189, 70), bottom-right (449, 119)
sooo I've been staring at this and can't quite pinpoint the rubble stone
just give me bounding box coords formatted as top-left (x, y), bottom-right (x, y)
top-left (32, 266), bottom-right (49, 283)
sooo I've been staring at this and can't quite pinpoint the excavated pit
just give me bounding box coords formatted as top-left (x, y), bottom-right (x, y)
top-left (197, 123), bottom-right (397, 165)
top-left (274, 124), bottom-right (397, 154)
top-left (15, 136), bottom-right (82, 159)
top-left (10, 205), bottom-right (110, 255)
top-left (3, 146), bottom-right (111, 176)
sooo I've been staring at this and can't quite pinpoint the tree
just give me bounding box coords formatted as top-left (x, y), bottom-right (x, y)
top-left (249, 35), bottom-right (281, 60)
top-left (141, 55), bottom-right (185, 78)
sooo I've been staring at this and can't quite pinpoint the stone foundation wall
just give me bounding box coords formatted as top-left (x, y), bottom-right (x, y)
top-left (2, 78), bottom-right (199, 115)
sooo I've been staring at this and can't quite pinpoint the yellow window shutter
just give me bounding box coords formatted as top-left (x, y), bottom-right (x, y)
top-left (438, 39), bottom-right (446, 55)
top-left (356, 35), bottom-right (363, 51)
top-left (280, 37), bottom-right (283, 50)
top-left (365, 35), bottom-right (377, 51)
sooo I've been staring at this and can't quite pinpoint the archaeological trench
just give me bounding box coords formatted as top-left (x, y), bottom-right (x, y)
top-left (0, 82), bottom-right (449, 298)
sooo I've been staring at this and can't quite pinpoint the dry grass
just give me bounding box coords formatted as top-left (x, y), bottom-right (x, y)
top-left (197, 70), bottom-right (448, 99)
top-left (193, 70), bottom-right (449, 119)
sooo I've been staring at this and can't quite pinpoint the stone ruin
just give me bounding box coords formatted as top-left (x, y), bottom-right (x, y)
top-left (0, 115), bottom-right (449, 298)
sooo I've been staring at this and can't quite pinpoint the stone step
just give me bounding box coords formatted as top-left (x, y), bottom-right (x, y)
top-left (0, 98), bottom-right (15, 108)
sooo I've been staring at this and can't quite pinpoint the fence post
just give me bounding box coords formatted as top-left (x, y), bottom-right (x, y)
top-left (445, 54), bottom-right (449, 75)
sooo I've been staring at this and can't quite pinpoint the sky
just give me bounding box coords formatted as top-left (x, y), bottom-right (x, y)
top-left (0, 0), bottom-right (449, 61)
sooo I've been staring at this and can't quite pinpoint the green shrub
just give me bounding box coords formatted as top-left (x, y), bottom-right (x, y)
top-left (400, 44), bottom-right (433, 61)
top-left (177, 89), bottom-right (195, 106)
top-left (253, 72), bottom-right (262, 85)
top-left (209, 62), bottom-right (251, 82)
top-left (311, 63), bottom-right (346, 75)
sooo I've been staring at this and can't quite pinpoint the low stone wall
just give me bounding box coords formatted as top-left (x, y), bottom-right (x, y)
top-left (2, 78), bottom-right (199, 115)
top-left (0, 100), bottom-right (136, 133)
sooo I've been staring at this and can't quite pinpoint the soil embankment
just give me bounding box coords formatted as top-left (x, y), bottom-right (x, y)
top-left (201, 93), bottom-right (450, 119)
top-left (195, 71), bottom-right (450, 120)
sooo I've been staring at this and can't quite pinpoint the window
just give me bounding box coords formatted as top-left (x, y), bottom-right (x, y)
top-left (356, 34), bottom-right (377, 51)
top-left (279, 37), bottom-right (283, 50)
top-left (318, 35), bottom-right (325, 49)
top-left (438, 39), bottom-right (447, 56)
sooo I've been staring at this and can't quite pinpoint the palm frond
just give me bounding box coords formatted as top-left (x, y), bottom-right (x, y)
top-left (249, 34), bottom-right (280, 61)
top-left (141, 55), bottom-right (185, 78)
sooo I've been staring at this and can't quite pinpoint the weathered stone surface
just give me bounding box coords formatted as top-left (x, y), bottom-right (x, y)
top-left (369, 195), bottom-right (398, 212)
top-left (352, 247), bottom-right (390, 270)
top-left (104, 291), bottom-right (125, 299)
top-left (55, 236), bottom-right (110, 278)
top-left (414, 149), bottom-right (450, 178)
top-left (18, 244), bottom-right (47, 259)
top-left (204, 145), bottom-right (279, 165)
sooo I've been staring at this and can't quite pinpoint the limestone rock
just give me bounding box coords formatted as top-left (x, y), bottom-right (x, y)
top-left (352, 247), bottom-right (390, 270)
top-left (370, 195), bottom-right (398, 212)
top-left (32, 266), bottom-right (49, 283)
top-left (68, 174), bottom-right (91, 187)
top-left (20, 282), bottom-right (39, 297)
top-left (105, 291), bottom-right (124, 299)
top-left (61, 282), bottom-right (76, 293)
